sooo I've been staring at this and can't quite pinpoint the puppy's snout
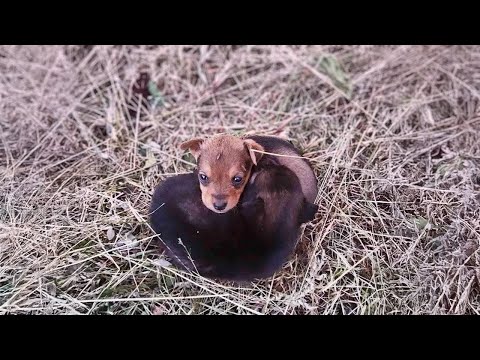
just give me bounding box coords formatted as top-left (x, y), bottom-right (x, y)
top-left (213, 201), bottom-right (227, 211)
top-left (212, 194), bottom-right (228, 211)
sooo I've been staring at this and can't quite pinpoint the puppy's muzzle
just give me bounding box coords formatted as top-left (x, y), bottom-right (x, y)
top-left (212, 194), bottom-right (228, 211)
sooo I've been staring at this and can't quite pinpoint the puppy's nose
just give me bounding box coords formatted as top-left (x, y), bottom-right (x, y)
top-left (213, 201), bottom-right (227, 211)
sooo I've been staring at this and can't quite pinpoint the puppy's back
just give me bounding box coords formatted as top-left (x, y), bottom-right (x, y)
top-left (246, 135), bottom-right (318, 203)
top-left (243, 164), bottom-right (315, 231)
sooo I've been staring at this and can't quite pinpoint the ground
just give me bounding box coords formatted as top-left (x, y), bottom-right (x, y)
top-left (1, 45), bottom-right (479, 315)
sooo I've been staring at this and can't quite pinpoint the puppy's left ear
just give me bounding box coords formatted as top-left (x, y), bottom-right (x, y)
top-left (180, 138), bottom-right (204, 160)
top-left (243, 139), bottom-right (264, 166)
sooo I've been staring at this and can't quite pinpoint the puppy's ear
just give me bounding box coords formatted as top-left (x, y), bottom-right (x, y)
top-left (298, 199), bottom-right (318, 224)
top-left (243, 139), bottom-right (264, 166)
top-left (180, 138), bottom-right (204, 160)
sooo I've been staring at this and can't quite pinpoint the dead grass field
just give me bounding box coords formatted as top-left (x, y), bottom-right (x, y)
top-left (1, 45), bottom-right (479, 314)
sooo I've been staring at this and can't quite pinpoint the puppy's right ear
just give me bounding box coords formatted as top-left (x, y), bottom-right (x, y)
top-left (180, 138), bottom-right (204, 160)
top-left (243, 139), bottom-right (264, 166)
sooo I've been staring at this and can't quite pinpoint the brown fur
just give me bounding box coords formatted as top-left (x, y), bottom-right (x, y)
top-left (180, 134), bottom-right (264, 213)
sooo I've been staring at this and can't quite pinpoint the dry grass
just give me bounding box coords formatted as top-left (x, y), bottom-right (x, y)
top-left (1, 45), bottom-right (479, 315)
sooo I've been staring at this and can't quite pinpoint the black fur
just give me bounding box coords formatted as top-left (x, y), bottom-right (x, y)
top-left (245, 134), bottom-right (318, 204)
top-left (149, 165), bottom-right (317, 283)
top-left (300, 201), bottom-right (319, 224)
top-left (238, 164), bottom-right (317, 279)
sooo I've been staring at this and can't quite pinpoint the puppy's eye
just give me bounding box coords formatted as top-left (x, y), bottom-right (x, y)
top-left (199, 173), bottom-right (208, 183)
top-left (232, 176), bottom-right (243, 184)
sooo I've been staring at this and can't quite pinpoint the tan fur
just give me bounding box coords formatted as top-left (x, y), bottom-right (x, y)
top-left (243, 139), bottom-right (264, 165)
top-left (179, 138), bottom-right (203, 160)
top-left (180, 134), bottom-right (264, 213)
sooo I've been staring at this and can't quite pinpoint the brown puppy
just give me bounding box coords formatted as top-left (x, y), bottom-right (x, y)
top-left (180, 134), bottom-right (318, 213)
top-left (180, 134), bottom-right (264, 213)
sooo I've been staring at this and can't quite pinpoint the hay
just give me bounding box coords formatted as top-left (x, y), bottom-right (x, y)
top-left (0, 45), bottom-right (479, 314)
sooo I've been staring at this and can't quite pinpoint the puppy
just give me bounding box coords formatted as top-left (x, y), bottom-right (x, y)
top-left (180, 134), bottom-right (318, 214)
top-left (148, 164), bottom-right (318, 282)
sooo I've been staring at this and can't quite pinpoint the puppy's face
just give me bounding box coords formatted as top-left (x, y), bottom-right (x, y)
top-left (180, 135), bottom-right (264, 213)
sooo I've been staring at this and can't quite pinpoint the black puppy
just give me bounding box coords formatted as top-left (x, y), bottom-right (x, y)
top-left (149, 161), bottom-right (318, 283)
